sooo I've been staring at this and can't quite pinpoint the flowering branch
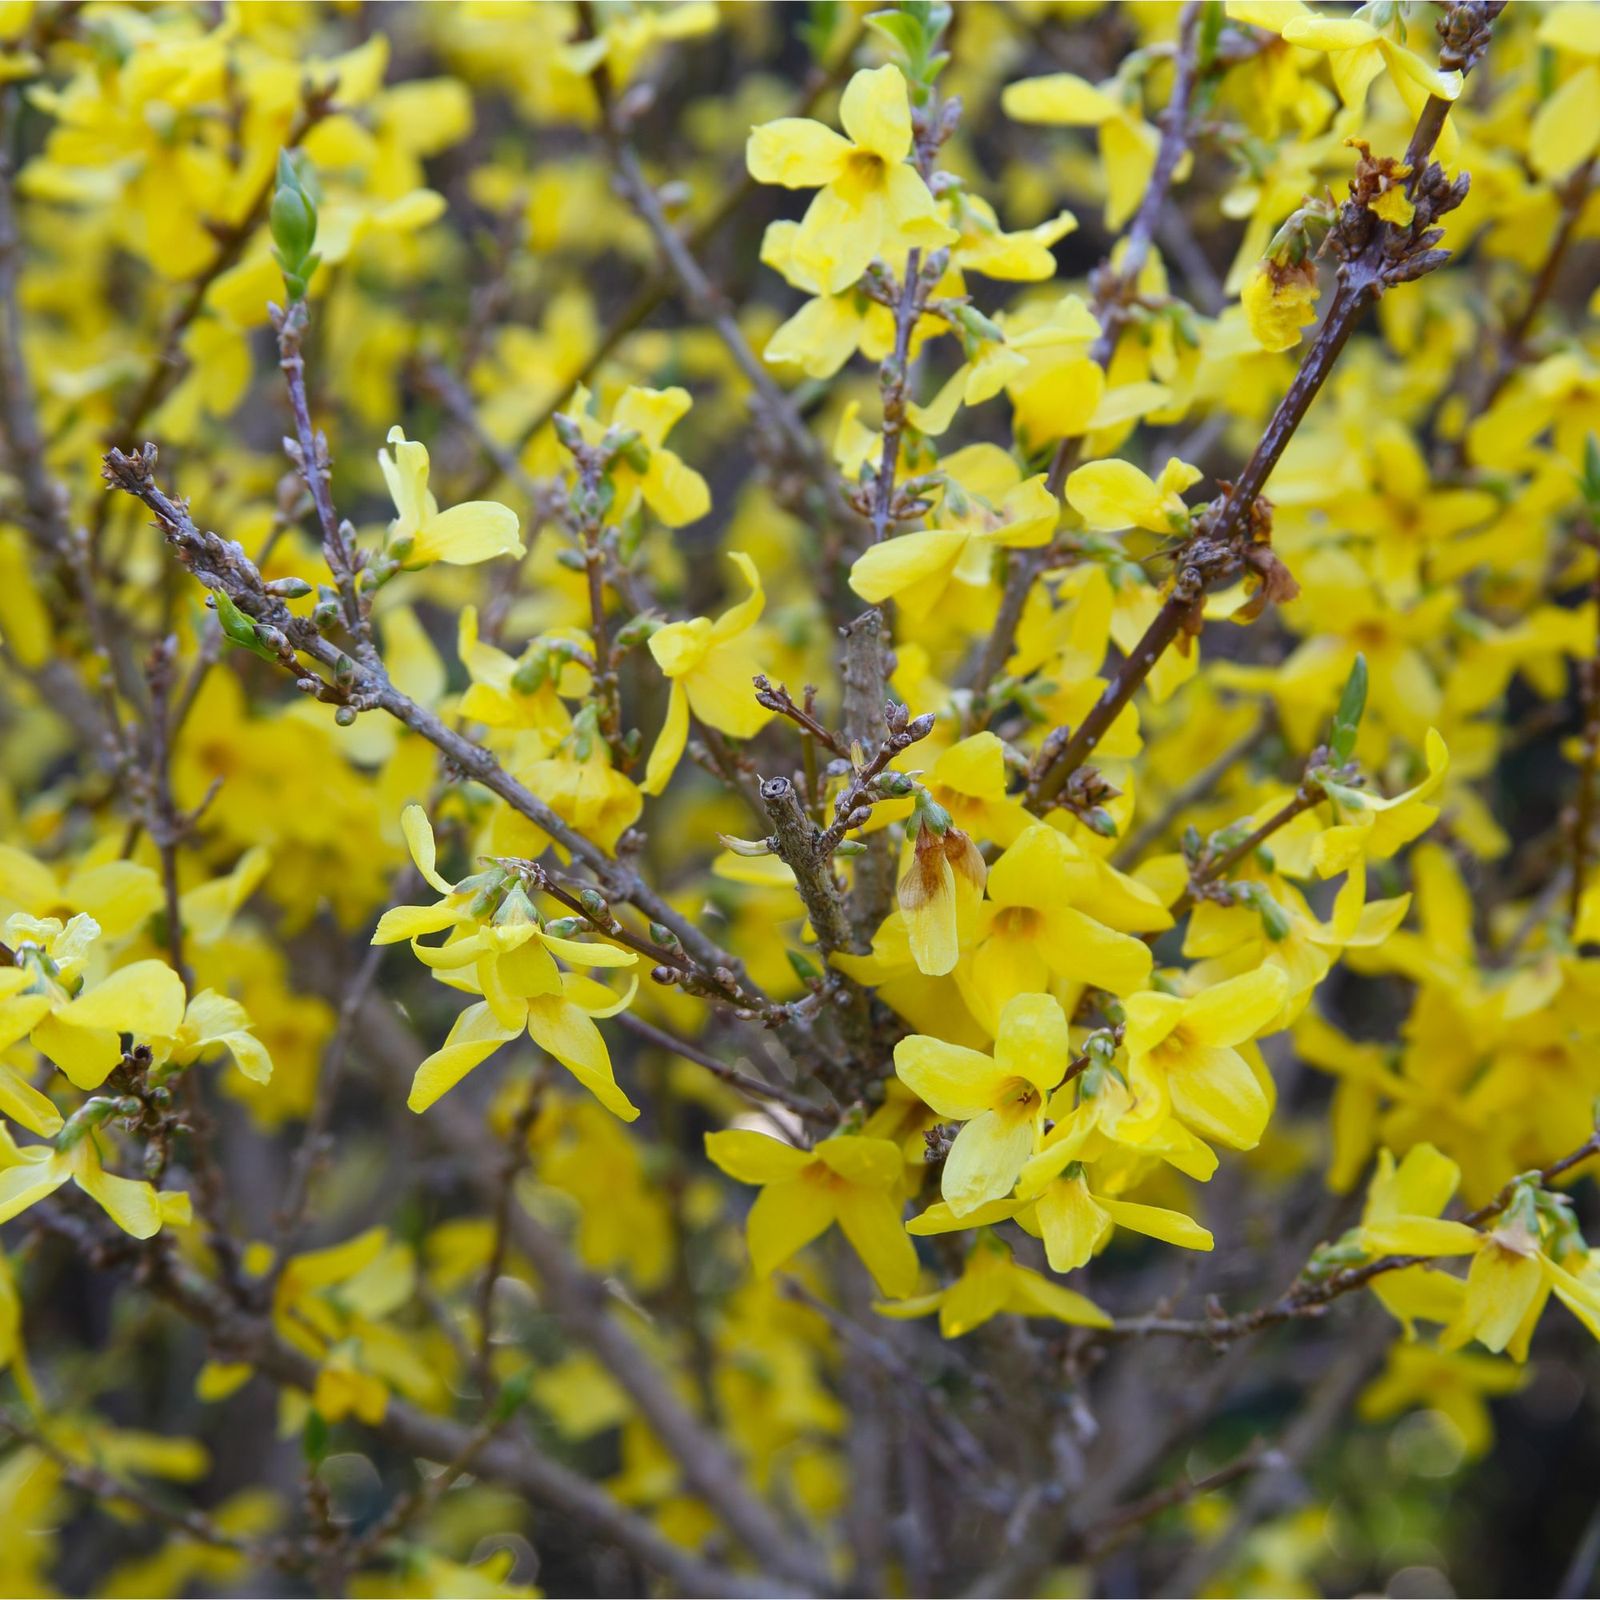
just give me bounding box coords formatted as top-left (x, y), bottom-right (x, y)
top-left (1029, 2), bottom-right (1502, 805)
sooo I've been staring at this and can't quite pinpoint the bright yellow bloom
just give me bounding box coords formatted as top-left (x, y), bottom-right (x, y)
top-left (877, 1232), bottom-right (1109, 1338)
top-left (379, 426), bottom-right (522, 567)
top-left (250, 1226), bottom-right (442, 1424)
top-left (153, 990), bottom-right (274, 1086)
top-left (31, 953), bottom-right (188, 1092)
top-left (641, 551), bottom-right (772, 795)
top-left (1065, 455), bottom-right (1201, 534)
top-left (964, 823), bottom-right (1162, 1026)
top-left (849, 445), bottom-right (1057, 620)
top-left (704, 1128), bottom-right (918, 1296)
top-left (1001, 71), bottom-right (1165, 231)
top-left (0, 842), bottom-right (163, 944)
top-left (1241, 261), bottom-right (1320, 353)
top-left (1278, 12), bottom-right (1463, 116)
top-left (0, 1123), bottom-right (173, 1240)
top-left (569, 384), bottom-right (711, 528)
top-left (747, 63), bottom-right (957, 294)
top-left (910, 1161), bottom-right (1213, 1276)
top-left (375, 806), bottom-right (639, 1118)
top-left (895, 992), bottom-right (1072, 1215)
top-left (1122, 965), bottom-right (1290, 1150)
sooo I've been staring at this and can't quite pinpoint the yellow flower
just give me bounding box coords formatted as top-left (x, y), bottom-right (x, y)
top-left (1357, 1342), bottom-right (1525, 1460)
top-left (1277, 11), bottom-right (1463, 119)
top-left (876, 1232), bottom-right (1109, 1338)
top-left (964, 823), bottom-right (1163, 1027)
top-left (0, 1122), bottom-right (170, 1240)
top-left (896, 818), bottom-right (986, 978)
top-left (759, 219), bottom-right (896, 380)
top-left (909, 1166), bottom-right (1214, 1276)
top-left (1122, 965), bottom-right (1290, 1150)
top-left (254, 1226), bottom-right (441, 1423)
top-left (849, 445), bottom-right (1058, 621)
top-left (641, 551), bottom-right (772, 795)
top-left (1353, 1148), bottom-right (1600, 1361)
top-left (378, 426), bottom-right (523, 566)
top-left (1528, 5), bottom-right (1600, 182)
top-left (1312, 726), bottom-right (1449, 869)
top-left (560, 0), bottom-right (718, 90)
top-left (746, 63), bottom-right (957, 294)
top-left (569, 384), bottom-right (711, 528)
top-left (1065, 454), bottom-right (1202, 534)
top-left (895, 992), bottom-right (1073, 1215)
top-left (153, 990), bottom-right (274, 1086)
top-left (1356, 1144), bottom-right (1481, 1258)
top-left (0, 842), bottom-right (163, 944)
top-left (1241, 260), bottom-right (1319, 353)
top-left (949, 193), bottom-right (1078, 282)
top-left (30, 953), bottom-right (188, 1092)
top-left (1001, 71), bottom-right (1165, 230)
top-left (704, 1128), bottom-right (918, 1297)
top-left (374, 806), bottom-right (639, 1118)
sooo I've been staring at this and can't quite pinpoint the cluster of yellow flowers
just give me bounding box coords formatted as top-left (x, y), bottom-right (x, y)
top-left (1, 0), bottom-right (1599, 1595)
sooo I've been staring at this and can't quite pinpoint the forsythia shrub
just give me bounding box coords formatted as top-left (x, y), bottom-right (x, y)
top-left (1, 0), bottom-right (1599, 1595)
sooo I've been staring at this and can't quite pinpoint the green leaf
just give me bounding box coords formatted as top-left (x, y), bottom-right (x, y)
top-left (1579, 432), bottom-right (1600, 515)
top-left (302, 1409), bottom-right (329, 1465)
top-left (213, 591), bottom-right (281, 663)
top-left (1329, 652), bottom-right (1367, 762)
top-left (1197, 0), bottom-right (1225, 70)
top-left (864, 9), bottom-right (923, 66)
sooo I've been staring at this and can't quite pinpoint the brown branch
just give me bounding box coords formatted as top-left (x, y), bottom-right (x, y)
top-left (473, 1070), bottom-right (545, 1401)
top-left (419, 1088), bottom-right (832, 1593)
top-left (753, 675), bottom-right (850, 759)
top-left (614, 1010), bottom-right (830, 1125)
top-left (132, 1237), bottom-right (790, 1599)
top-left (0, 1403), bottom-right (270, 1561)
top-left (1112, 1125), bottom-right (1600, 1344)
top-left (99, 448), bottom-right (778, 1027)
top-left (1028, 4), bottom-right (1501, 804)
top-left (1082, 1438), bottom-right (1276, 1561)
top-left (972, 0), bottom-right (1204, 709)
top-left (273, 298), bottom-right (372, 661)
top-left (1168, 784), bottom-right (1320, 922)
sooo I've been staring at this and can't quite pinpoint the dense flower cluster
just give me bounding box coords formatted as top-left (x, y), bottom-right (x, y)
top-left (1, 1), bottom-right (1598, 1596)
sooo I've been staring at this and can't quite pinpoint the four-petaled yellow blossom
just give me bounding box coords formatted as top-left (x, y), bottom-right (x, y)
top-left (747, 63), bottom-right (957, 294)
top-left (849, 445), bottom-right (1058, 620)
top-left (375, 805), bottom-right (639, 1118)
top-left (1122, 966), bottom-right (1290, 1150)
top-left (895, 992), bottom-right (1072, 1215)
top-left (1065, 454), bottom-right (1202, 534)
top-left (704, 1128), bottom-right (919, 1297)
top-left (0, 1122), bottom-right (187, 1240)
top-left (1278, 12), bottom-right (1463, 117)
